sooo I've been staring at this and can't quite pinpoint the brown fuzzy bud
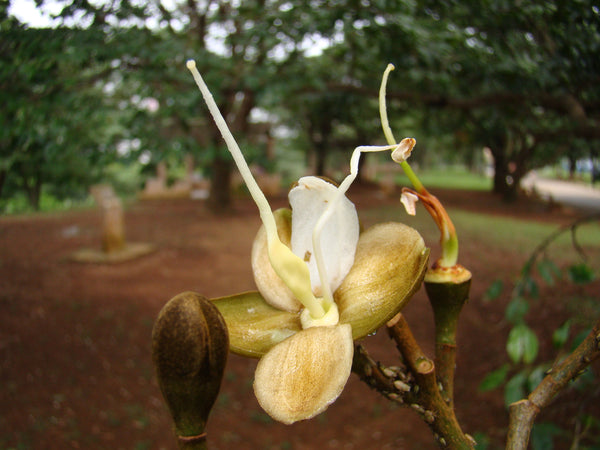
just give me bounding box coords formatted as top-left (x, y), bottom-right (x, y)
top-left (152, 291), bottom-right (229, 444)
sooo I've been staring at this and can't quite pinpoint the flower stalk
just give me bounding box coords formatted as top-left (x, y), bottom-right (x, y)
top-left (387, 314), bottom-right (475, 449)
top-left (424, 267), bottom-right (472, 407)
top-left (379, 63), bottom-right (459, 268)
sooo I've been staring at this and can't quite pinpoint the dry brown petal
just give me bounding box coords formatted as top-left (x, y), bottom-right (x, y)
top-left (335, 222), bottom-right (428, 339)
top-left (253, 324), bottom-right (353, 424)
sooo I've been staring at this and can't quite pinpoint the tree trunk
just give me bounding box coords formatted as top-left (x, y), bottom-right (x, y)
top-left (19, 165), bottom-right (43, 211)
top-left (26, 179), bottom-right (42, 210)
top-left (314, 142), bottom-right (327, 176)
top-left (567, 153), bottom-right (576, 179)
top-left (0, 169), bottom-right (6, 199)
top-left (490, 147), bottom-right (520, 202)
top-left (491, 150), bottom-right (507, 195)
top-left (209, 153), bottom-right (232, 212)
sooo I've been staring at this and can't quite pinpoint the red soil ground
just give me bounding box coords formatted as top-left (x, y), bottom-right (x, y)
top-left (1, 185), bottom-right (598, 449)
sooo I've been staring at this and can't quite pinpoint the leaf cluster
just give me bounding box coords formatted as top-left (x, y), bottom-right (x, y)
top-left (480, 216), bottom-right (599, 448)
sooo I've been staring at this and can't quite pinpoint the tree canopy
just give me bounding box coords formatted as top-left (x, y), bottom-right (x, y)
top-left (2, 0), bottom-right (599, 211)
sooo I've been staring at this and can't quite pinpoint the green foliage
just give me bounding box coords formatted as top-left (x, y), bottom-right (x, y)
top-left (568, 263), bottom-right (596, 284)
top-left (481, 216), bottom-right (599, 446)
top-left (0, 22), bottom-right (134, 211)
top-left (504, 371), bottom-right (528, 406)
top-left (479, 364), bottom-right (509, 392)
top-left (552, 320), bottom-right (572, 349)
top-left (483, 279), bottom-right (504, 302)
top-left (472, 432), bottom-right (491, 450)
top-left (537, 259), bottom-right (561, 286)
top-left (505, 297), bottom-right (530, 325)
top-left (506, 324), bottom-right (539, 365)
top-left (531, 422), bottom-right (562, 450)
top-left (4, 0), bottom-right (600, 211)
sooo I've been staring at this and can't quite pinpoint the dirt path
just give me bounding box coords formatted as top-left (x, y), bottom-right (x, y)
top-left (1, 186), bottom-right (598, 449)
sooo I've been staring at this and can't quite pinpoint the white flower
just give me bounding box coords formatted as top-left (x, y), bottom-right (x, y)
top-left (187, 60), bottom-right (428, 424)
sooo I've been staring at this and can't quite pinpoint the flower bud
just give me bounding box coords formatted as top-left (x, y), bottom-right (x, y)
top-left (152, 291), bottom-right (229, 443)
top-left (335, 222), bottom-right (429, 339)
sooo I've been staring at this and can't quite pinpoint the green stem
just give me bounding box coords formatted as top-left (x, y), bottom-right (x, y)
top-left (399, 161), bottom-right (425, 193)
top-left (424, 269), bottom-right (472, 407)
top-left (440, 232), bottom-right (459, 269)
top-left (379, 65), bottom-right (426, 194)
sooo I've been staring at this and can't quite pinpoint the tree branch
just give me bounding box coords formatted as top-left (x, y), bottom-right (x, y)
top-left (506, 319), bottom-right (600, 449)
top-left (386, 314), bottom-right (475, 449)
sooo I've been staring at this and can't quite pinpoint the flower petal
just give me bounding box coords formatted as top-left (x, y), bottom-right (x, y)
top-left (253, 324), bottom-right (353, 424)
top-left (212, 291), bottom-right (301, 358)
top-left (251, 208), bottom-right (303, 313)
top-left (335, 222), bottom-right (429, 339)
top-left (288, 176), bottom-right (359, 297)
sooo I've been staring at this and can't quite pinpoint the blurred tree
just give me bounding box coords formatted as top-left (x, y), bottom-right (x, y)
top-left (275, 0), bottom-right (600, 199)
top-left (0, 13), bottom-right (131, 209)
top-left (4, 0), bottom-right (599, 209)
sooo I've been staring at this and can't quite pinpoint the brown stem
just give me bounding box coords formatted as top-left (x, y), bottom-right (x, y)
top-left (506, 319), bottom-right (600, 450)
top-left (352, 343), bottom-right (411, 403)
top-left (387, 314), bottom-right (475, 449)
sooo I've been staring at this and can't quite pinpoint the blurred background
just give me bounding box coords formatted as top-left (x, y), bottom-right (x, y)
top-left (1, 2), bottom-right (600, 449)
top-left (2, 0), bottom-right (599, 213)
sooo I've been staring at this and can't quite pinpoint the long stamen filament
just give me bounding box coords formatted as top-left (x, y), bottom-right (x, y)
top-left (379, 63), bottom-right (459, 267)
top-left (312, 143), bottom-right (404, 306)
top-left (379, 64), bottom-right (425, 193)
top-left (186, 60), bottom-right (324, 318)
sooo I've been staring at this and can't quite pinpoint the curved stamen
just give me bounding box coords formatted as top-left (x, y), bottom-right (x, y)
top-left (187, 60), bottom-right (325, 318)
top-left (312, 143), bottom-right (406, 307)
top-left (379, 64), bottom-right (397, 146)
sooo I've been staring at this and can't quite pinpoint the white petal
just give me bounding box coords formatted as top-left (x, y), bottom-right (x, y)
top-left (400, 191), bottom-right (419, 216)
top-left (288, 177), bottom-right (359, 296)
top-left (253, 324), bottom-right (353, 424)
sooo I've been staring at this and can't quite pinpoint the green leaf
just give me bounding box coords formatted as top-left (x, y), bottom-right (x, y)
top-left (531, 422), bottom-right (561, 450)
top-left (552, 320), bottom-right (571, 349)
top-left (472, 432), bottom-right (490, 450)
top-left (507, 324), bottom-right (539, 364)
top-left (479, 364), bottom-right (510, 392)
top-left (483, 280), bottom-right (503, 302)
top-left (527, 364), bottom-right (548, 392)
top-left (504, 371), bottom-right (527, 406)
top-left (505, 297), bottom-right (529, 325)
top-left (523, 276), bottom-right (539, 299)
top-left (537, 259), bottom-right (559, 285)
top-left (571, 327), bottom-right (592, 351)
top-left (568, 263), bottom-right (595, 284)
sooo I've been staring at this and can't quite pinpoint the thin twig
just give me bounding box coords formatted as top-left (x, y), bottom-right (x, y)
top-left (352, 343), bottom-right (411, 403)
top-left (387, 314), bottom-right (475, 449)
top-left (506, 319), bottom-right (600, 449)
top-left (522, 214), bottom-right (599, 274)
